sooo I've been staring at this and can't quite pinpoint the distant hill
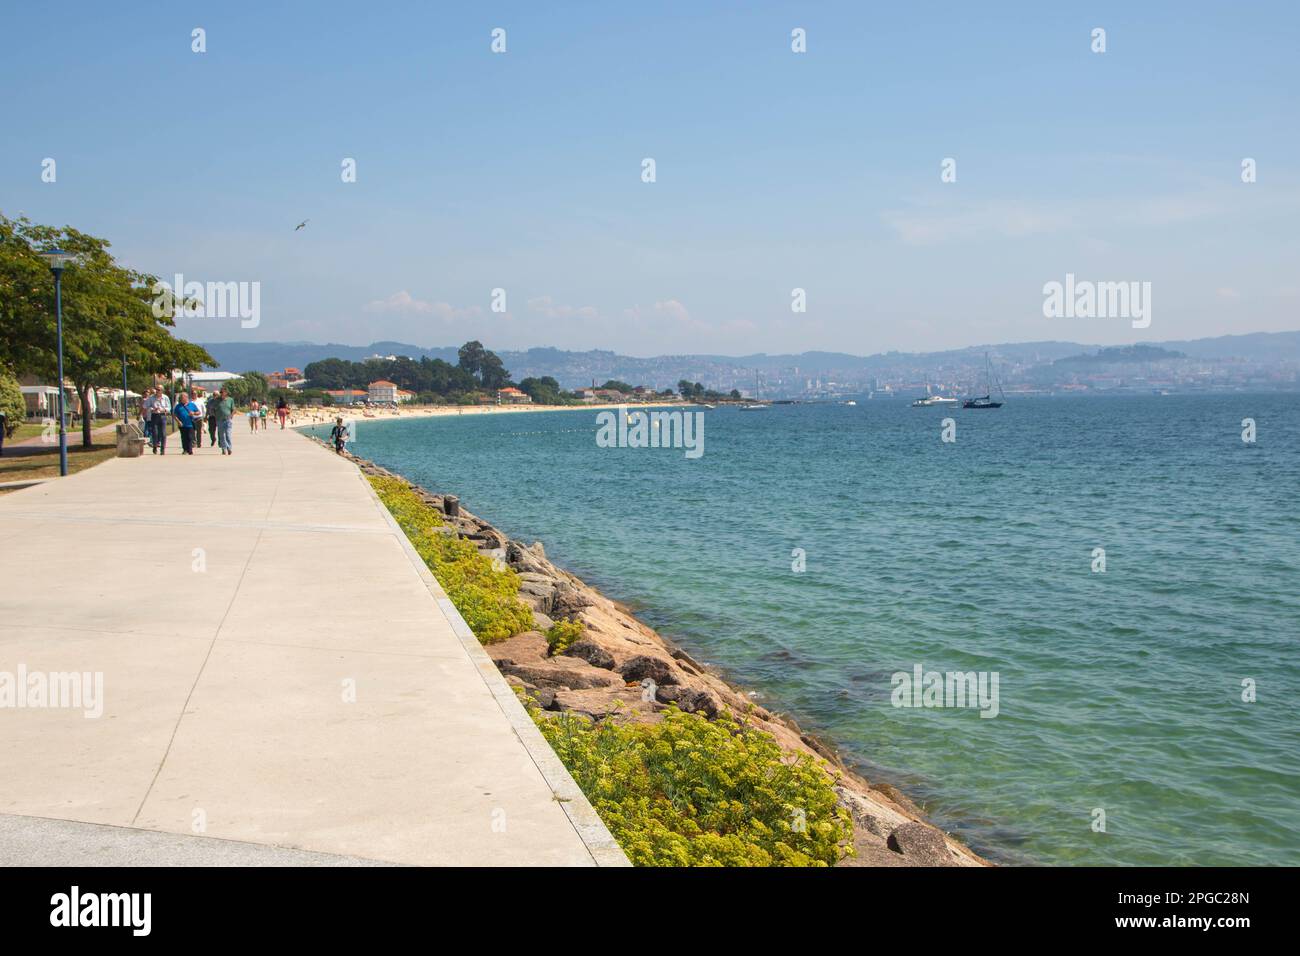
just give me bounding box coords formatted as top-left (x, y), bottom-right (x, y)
top-left (194, 330), bottom-right (1300, 393)
top-left (1054, 345), bottom-right (1185, 366)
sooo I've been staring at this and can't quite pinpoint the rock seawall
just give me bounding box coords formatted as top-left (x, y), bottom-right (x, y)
top-left (324, 438), bottom-right (987, 867)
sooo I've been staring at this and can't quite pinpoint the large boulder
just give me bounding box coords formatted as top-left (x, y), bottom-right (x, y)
top-left (887, 822), bottom-right (954, 866)
top-left (677, 687), bottom-right (719, 717)
top-left (486, 630), bottom-right (549, 667)
top-left (551, 581), bottom-right (592, 618)
top-left (619, 655), bottom-right (679, 686)
top-left (837, 831), bottom-right (909, 868)
top-left (497, 658), bottom-right (620, 691)
top-left (655, 685), bottom-right (718, 717)
top-left (562, 639), bottom-right (615, 670)
top-left (466, 526), bottom-right (507, 551)
top-left (551, 686), bottom-right (643, 720)
top-left (507, 540), bottom-right (550, 575)
top-left (517, 579), bottom-right (557, 614)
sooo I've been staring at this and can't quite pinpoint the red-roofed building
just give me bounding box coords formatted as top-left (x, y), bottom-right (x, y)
top-left (496, 386), bottom-right (532, 405)
top-left (368, 380), bottom-right (399, 403)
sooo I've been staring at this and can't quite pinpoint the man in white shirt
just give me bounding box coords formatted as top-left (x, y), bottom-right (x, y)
top-left (143, 386), bottom-right (171, 454)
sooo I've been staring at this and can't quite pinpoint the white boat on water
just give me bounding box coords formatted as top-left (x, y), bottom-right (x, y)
top-left (841, 400), bottom-right (857, 406)
top-left (911, 395), bottom-right (958, 407)
top-left (739, 403), bottom-right (769, 410)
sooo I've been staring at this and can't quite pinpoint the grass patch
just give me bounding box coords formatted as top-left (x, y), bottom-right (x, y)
top-left (0, 442), bottom-right (119, 488)
top-left (529, 702), bottom-right (853, 866)
top-left (6, 422), bottom-right (55, 442)
top-left (368, 476), bottom-right (533, 642)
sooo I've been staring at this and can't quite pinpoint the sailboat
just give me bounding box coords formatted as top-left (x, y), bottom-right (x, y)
top-left (963, 353), bottom-right (1005, 409)
top-left (740, 369), bottom-right (769, 409)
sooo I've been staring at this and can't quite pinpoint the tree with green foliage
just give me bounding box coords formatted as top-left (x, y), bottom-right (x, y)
top-left (478, 351), bottom-right (510, 390)
top-left (224, 370), bottom-right (269, 405)
top-left (304, 352), bottom-right (480, 398)
top-left (301, 357), bottom-right (353, 390)
top-left (518, 375), bottom-right (568, 405)
top-left (0, 369), bottom-right (25, 439)
top-left (0, 214), bottom-right (214, 446)
top-left (457, 340), bottom-right (510, 391)
top-left (457, 340), bottom-right (486, 380)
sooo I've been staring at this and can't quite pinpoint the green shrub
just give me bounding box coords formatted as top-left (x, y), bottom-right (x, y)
top-left (530, 703), bottom-right (853, 866)
top-left (369, 476), bottom-right (533, 643)
top-left (0, 370), bottom-right (24, 438)
top-left (545, 617), bottom-right (585, 654)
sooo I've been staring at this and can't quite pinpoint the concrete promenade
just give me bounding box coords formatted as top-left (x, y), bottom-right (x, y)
top-left (0, 424), bottom-right (626, 866)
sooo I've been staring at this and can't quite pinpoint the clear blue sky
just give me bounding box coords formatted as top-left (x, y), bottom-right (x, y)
top-left (3, 1), bottom-right (1297, 355)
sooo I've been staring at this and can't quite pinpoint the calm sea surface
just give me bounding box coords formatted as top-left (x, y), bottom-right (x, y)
top-left (313, 394), bottom-right (1300, 865)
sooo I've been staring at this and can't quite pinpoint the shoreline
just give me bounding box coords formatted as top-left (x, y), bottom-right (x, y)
top-left (287, 400), bottom-right (684, 429)
top-left (310, 432), bottom-right (989, 867)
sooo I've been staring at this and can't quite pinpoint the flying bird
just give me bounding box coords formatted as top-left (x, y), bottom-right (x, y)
top-left (294, 219), bottom-right (309, 231)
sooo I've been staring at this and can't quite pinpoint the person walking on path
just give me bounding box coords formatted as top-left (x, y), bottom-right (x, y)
top-left (330, 417), bottom-right (349, 455)
top-left (172, 391), bottom-right (200, 455)
top-left (144, 386), bottom-right (171, 454)
top-left (277, 397), bottom-right (289, 429)
top-left (248, 400), bottom-right (260, 434)
top-left (140, 387), bottom-right (156, 451)
top-left (190, 395), bottom-right (204, 449)
top-left (206, 397), bottom-right (219, 447)
top-left (259, 403), bottom-right (269, 430)
top-left (213, 388), bottom-right (236, 455)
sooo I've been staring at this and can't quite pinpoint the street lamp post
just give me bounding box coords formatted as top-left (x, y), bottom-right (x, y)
top-left (40, 249), bottom-right (76, 477)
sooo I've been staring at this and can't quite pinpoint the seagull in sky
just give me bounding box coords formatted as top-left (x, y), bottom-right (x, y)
top-left (295, 219), bottom-right (309, 231)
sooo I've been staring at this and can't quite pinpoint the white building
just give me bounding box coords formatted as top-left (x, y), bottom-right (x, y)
top-left (186, 370), bottom-right (244, 393)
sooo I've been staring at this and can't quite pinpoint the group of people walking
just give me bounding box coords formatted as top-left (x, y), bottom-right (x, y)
top-left (139, 387), bottom-right (290, 457)
top-left (246, 399), bottom-right (288, 432)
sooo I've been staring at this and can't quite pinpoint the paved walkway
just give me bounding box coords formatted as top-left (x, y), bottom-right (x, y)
top-left (0, 426), bottom-right (625, 866)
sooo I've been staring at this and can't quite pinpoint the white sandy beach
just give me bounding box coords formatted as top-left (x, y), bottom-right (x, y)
top-left (287, 401), bottom-right (683, 428)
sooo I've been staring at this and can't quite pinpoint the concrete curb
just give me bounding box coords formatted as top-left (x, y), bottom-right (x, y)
top-left (342, 440), bottom-right (631, 867)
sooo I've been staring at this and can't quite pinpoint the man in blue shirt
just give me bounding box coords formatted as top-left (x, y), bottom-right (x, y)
top-left (172, 391), bottom-right (200, 455)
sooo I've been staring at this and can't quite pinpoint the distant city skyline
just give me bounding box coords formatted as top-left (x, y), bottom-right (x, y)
top-left (4, 1), bottom-right (1298, 355)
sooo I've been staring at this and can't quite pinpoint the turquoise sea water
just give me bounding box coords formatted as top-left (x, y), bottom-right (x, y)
top-left (314, 395), bottom-right (1300, 865)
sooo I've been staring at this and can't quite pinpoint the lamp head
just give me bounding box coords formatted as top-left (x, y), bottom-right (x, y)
top-left (40, 248), bottom-right (76, 273)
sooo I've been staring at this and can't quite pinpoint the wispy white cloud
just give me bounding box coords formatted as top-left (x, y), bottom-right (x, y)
top-left (362, 291), bottom-right (481, 320)
top-left (527, 296), bottom-right (599, 320)
top-left (881, 200), bottom-right (1070, 245)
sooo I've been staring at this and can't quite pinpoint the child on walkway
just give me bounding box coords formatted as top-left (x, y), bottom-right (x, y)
top-left (330, 417), bottom-right (349, 454)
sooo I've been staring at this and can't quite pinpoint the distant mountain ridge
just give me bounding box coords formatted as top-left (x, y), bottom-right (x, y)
top-left (1054, 345), bottom-right (1186, 366)
top-left (194, 331), bottom-right (1300, 394)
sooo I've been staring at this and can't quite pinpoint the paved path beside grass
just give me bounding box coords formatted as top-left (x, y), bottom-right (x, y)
top-left (0, 426), bottom-right (625, 866)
